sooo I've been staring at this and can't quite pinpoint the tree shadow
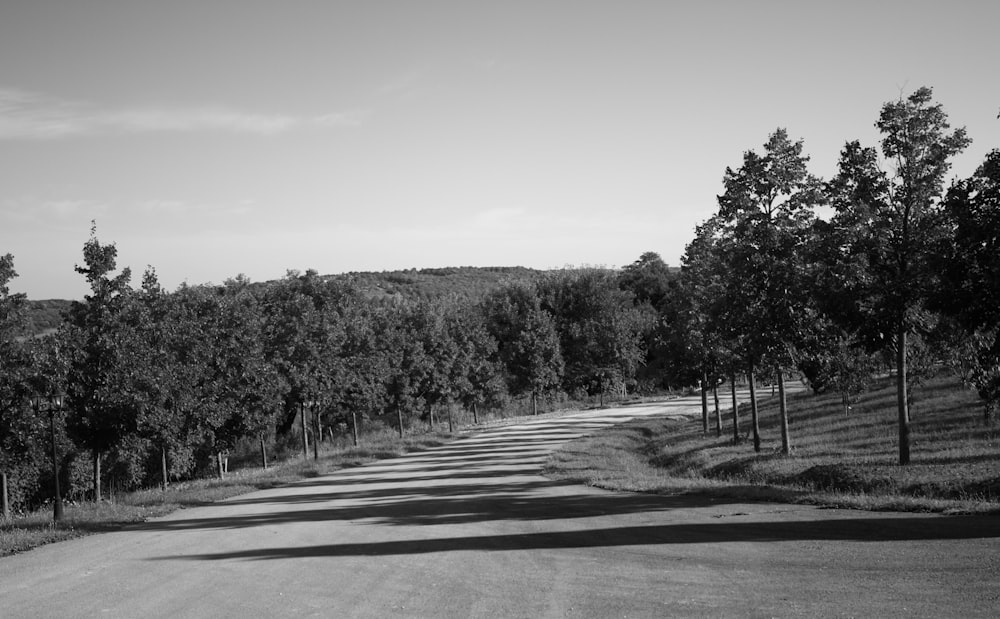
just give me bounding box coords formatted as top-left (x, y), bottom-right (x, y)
top-left (153, 514), bottom-right (1000, 562)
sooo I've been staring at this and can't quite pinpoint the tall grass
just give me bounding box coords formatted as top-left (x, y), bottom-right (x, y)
top-left (545, 372), bottom-right (1000, 513)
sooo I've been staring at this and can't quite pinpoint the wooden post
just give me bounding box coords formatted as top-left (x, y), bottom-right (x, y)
top-left (160, 444), bottom-right (168, 492)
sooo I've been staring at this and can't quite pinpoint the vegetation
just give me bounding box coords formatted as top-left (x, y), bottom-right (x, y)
top-left (1, 84), bottom-right (996, 542)
top-left (544, 373), bottom-right (1000, 513)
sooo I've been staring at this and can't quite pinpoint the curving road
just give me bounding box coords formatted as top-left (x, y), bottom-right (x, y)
top-left (1, 396), bottom-right (999, 618)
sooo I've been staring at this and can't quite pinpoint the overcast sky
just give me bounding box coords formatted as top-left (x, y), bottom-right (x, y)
top-left (2, 1), bottom-right (998, 299)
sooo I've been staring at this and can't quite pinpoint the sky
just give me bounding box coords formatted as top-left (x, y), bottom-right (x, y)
top-left (1, 1), bottom-right (998, 300)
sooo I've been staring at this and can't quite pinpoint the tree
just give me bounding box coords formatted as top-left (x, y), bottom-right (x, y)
top-left (0, 254), bottom-right (33, 518)
top-left (205, 279), bottom-right (286, 473)
top-left (65, 228), bottom-right (137, 501)
top-left (262, 271), bottom-right (346, 452)
top-left (827, 87), bottom-right (970, 464)
top-left (714, 128), bottom-right (823, 453)
top-left (539, 269), bottom-right (648, 405)
top-left (483, 282), bottom-right (564, 415)
top-left (937, 149), bottom-right (1000, 421)
top-left (618, 251), bottom-right (676, 309)
top-left (676, 217), bottom-right (732, 436)
top-left (447, 303), bottom-right (507, 423)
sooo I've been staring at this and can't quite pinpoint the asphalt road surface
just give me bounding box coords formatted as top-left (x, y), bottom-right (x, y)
top-left (2, 396), bottom-right (998, 618)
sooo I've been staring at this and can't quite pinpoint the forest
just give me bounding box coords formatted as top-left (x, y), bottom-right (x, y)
top-left (1, 86), bottom-right (997, 519)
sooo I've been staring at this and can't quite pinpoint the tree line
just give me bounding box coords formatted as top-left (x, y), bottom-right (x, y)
top-left (657, 86), bottom-right (998, 465)
top-left (1, 85), bottom-right (997, 518)
top-left (0, 236), bottom-right (652, 516)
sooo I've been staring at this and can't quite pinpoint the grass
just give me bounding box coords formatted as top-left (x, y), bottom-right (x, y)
top-left (544, 373), bottom-right (1000, 514)
top-left (0, 427), bottom-right (452, 557)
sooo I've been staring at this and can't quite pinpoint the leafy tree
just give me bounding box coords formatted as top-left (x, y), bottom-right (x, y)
top-left (262, 271), bottom-right (346, 451)
top-left (715, 128), bottom-right (823, 453)
top-left (483, 282), bottom-right (564, 415)
top-left (539, 269), bottom-right (647, 405)
top-left (447, 303), bottom-right (507, 423)
top-left (937, 149), bottom-right (1000, 420)
top-left (827, 87), bottom-right (970, 463)
top-left (619, 252), bottom-right (680, 392)
top-left (0, 254), bottom-right (35, 517)
top-left (65, 228), bottom-right (138, 500)
top-left (618, 251), bottom-right (676, 309)
top-left (378, 303), bottom-right (436, 433)
top-left (676, 217), bottom-right (732, 435)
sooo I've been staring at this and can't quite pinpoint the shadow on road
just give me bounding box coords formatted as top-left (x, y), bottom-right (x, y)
top-left (155, 515), bottom-right (1000, 562)
top-left (140, 404), bottom-right (1000, 564)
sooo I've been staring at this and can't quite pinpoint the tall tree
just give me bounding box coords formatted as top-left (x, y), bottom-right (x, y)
top-left (676, 217), bottom-right (731, 435)
top-left (827, 87), bottom-right (970, 464)
top-left (937, 149), bottom-right (1000, 421)
top-left (483, 282), bottom-right (564, 415)
top-left (539, 269), bottom-right (647, 404)
top-left (0, 254), bottom-right (33, 518)
top-left (65, 228), bottom-right (137, 501)
top-left (715, 128), bottom-right (823, 453)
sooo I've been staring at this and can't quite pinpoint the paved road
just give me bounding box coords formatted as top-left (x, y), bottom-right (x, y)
top-left (2, 396), bottom-right (999, 618)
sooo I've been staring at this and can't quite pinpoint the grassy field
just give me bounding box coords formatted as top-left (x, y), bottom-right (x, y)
top-left (544, 373), bottom-right (1000, 514)
top-left (0, 428), bottom-right (451, 557)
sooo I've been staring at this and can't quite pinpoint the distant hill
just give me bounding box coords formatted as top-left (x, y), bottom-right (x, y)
top-left (19, 267), bottom-right (549, 336)
top-left (329, 266), bottom-right (544, 303)
top-left (22, 299), bottom-right (73, 337)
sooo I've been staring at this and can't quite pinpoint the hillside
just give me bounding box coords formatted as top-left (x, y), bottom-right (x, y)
top-left (20, 266), bottom-right (548, 336)
top-left (331, 265), bottom-right (543, 302)
top-left (21, 299), bottom-right (73, 337)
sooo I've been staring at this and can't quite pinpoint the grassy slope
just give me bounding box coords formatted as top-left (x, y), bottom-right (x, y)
top-left (545, 373), bottom-right (1000, 514)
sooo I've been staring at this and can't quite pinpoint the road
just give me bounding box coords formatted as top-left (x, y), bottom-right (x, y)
top-left (1, 395), bottom-right (998, 618)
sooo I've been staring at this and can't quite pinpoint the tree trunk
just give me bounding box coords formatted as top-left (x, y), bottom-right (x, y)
top-left (531, 392), bottom-right (538, 416)
top-left (712, 383), bottom-right (721, 438)
top-left (160, 444), bottom-right (168, 492)
top-left (300, 403), bottom-right (308, 460)
top-left (897, 327), bottom-right (911, 465)
top-left (1, 471), bottom-right (9, 520)
top-left (216, 451), bottom-right (225, 480)
top-left (351, 411), bottom-right (359, 447)
top-left (778, 371), bottom-right (790, 455)
top-left (312, 407), bottom-right (320, 461)
top-left (396, 403), bottom-right (404, 438)
top-left (259, 434), bottom-right (268, 470)
top-left (730, 373), bottom-right (740, 444)
top-left (428, 404), bottom-right (435, 430)
top-left (447, 405), bottom-right (454, 433)
top-left (843, 393), bottom-right (851, 417)
top-left (472, 402), bottom-right (479, 425)
top-left (748, 364), bottom-right (760, 453)
top-left (92, 450), bottom-right (102, 502)
top-left (700, 373), bottom-right (709, 435)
